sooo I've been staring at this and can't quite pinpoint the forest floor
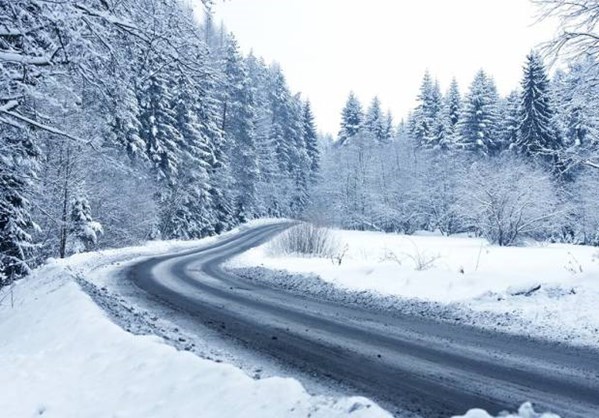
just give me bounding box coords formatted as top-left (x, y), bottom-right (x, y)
top-left (228, 228), bottom-right (599, 349)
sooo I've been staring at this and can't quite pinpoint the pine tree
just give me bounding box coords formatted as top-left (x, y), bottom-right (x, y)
top-left (67, 196), bottom-right (102, 254)
top-left (338, 92), bottom-right (364, 145)
top-left (383, 111), bottom-right (394, 142)
top-left (458, 70), bottom-right (500, 155)
top-left (446, 78), bottom-right (462, 129)
top-left (247, 53), bottom-right (280, 216)
top-left (108, 79), bottom-right (145, 160)
top-left (288, 94), bottom-right (311, 216)
top-left (222, 35), bottom-right (260, 221)
top-left (0, 129), bottom-right (38, 284)
top-left (516, 52), bottom-right (561, 162)
top-left (163, 70), bottom-right (216, 239)
top-left (411, 72), bottom-right (443, 148)
top-left (267, 64), bottom-right (296, 176)
top-left (303, 100), bottom-right (320, 184)
top-left (139, 71), bottom-right (183, 182)
top-left (439, 78), bottom-right (462, 149)
top-left (364, 96), bottom-right (387, 143)
top-left (498, 90), bottom-right (521, 151)
top-left (209, 134), bottom-right (236, 234)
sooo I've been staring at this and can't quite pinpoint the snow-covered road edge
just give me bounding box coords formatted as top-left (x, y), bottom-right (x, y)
top-left (0, 220), bottom-right (391, 418)
top-left (228, 266), bottom-right (563, 344)
top-left (227, 227), bottom-right (599, 350)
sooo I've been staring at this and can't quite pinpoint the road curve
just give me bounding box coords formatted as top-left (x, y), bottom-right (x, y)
top-left (127, 223), bottom-right (599, 418)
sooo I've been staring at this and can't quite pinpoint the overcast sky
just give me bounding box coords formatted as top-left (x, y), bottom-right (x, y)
top-left (207, 0), bottom-right (558, 135)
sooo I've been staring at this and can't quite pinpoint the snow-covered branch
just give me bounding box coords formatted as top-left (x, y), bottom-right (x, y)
top-left (0, 107), bottom-right (89, 146)
top-left (0, 51), bottom-right (57, 66)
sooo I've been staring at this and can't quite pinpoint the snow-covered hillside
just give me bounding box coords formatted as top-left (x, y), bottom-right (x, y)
top-left (0, 230), bottom-right (389, 418)
top-left (229, 228), bottom-right (599, 347)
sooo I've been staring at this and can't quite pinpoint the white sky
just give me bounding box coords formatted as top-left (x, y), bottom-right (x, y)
top-left (207, 0), bottom-right (558, 135)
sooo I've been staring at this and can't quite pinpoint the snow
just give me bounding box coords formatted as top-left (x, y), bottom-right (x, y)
top-left (229, 228), bottom-right (599, 347)
top-left (0, 220), bottom-right (390, 418)
top-left (453, 402), bottom-right (560, 418)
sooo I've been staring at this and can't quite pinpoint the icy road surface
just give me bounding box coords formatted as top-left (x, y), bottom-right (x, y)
top-left (127, 223), bottom-right (599, 418)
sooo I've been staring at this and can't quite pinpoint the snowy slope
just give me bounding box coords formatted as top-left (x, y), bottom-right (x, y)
top-left (229, 228), bottom-right (599, 348)
top-left (0, 223), bottom-right (390, 418)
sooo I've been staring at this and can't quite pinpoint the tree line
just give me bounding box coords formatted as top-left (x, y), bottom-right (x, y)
top-left (0, 1), bottom-right (319, 286)
top-left (313, 51), bottom-right (599, 246)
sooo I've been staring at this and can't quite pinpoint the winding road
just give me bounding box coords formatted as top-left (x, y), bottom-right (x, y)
top-left (127, 222), bottom-right (599, 418)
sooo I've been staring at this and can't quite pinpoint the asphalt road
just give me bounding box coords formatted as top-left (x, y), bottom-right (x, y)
top-left (127, 223), bottom-right (599, 417)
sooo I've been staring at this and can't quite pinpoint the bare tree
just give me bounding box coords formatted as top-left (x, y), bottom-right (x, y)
top-left (455, 155), bottom-right (562, 246)
top-left (535, 0), bottom-right (599, 62)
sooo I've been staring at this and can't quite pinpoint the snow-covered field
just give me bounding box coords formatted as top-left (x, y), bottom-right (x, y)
top-left (0, 221), bottom-right (390, 418)
top-left (229, 227), bottom-right (599, 348)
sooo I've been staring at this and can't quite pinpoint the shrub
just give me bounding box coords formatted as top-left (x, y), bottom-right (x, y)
top-left (269, 223), bottom-right (341, 258)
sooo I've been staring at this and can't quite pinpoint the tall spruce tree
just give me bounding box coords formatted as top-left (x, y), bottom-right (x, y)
top-left (499, 90), bottom-right (521, 151)
top-left (338, 92), bottom-right (364, 145)
top-left (439, 78), bottom-right (462, 149)
top-left (289, 94), bottom-right (311, 216)
top-left (0, 129), bottom-right (38, 284)
top-left (411, 71), bottom-right (443, 148)
top-left (139, 71), bottom-right (183, 182)
top-left (222, 35), bottom-right (260, 221)
top-left (303, 100), bottom-right (320, 184)
top-left (458, 70), bottom-right (500, 155)
top-left (383, 111), bottom-right (394, 142)
top-left (246, 53), bottom-right (280, 216)
top-left (163, 69), bottom-right (217, 239)
top-left (364, 96), bottom-right (387, 143)
top-left (516, 52), bottom-right (561, 163)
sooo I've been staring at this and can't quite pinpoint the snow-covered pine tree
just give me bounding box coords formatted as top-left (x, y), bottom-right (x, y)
top-left (209, 133), bottom-right (236, 234)
top-left (0, 129), bottom-right (38, 285)
top-left (139, 71), bottom-right (183, 182)
top-left (499, 90), bottom-right (521, 151)
top-left (303, 100), bottom-right (320, 185)
top-left (263, 63), bottom-right (308, 215)
top-left (515, 52), bottom-right (562, 163)
top-left (288, 93), bottom-right (311, 217)
top-left (439, 78), bottom-right (462, 149)
top-left (458, 70), bottom-right (501, 155)
top-left (108, 82), bottom-right (145, 160)
top-left (222, 35), bottom-right (260, 222)
top-left (161, 69), bottom-right (217, 239)
top-left (267, 65), bottom-right (294, 175)
top-left (411, 71), bottom-right (443, 148)
top-left (383, 111), bottom-right (394, 143)
top-left (364, 97), bottom-right (387, 144)
top-left (338, 92), bottom-right (364, 146)
top-left (246, 53), bottom-right (280, 216)
top-left (66, 196), bottom-right (102, 254)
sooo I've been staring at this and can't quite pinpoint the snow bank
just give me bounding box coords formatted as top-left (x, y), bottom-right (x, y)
top-left (0, 221), bottom-right (390, 418)
top-left (453, 402), bottom-right (560, 418)
top-left (229, 228), bottom-right (599, 347)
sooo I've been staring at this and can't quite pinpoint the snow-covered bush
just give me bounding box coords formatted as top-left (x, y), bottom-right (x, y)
top-left (66, 197), bottom-right (103, 255)
top-left (269, 223), bottom-right (341, 258)
top-left (455, 156), bottom-right (561, 246)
